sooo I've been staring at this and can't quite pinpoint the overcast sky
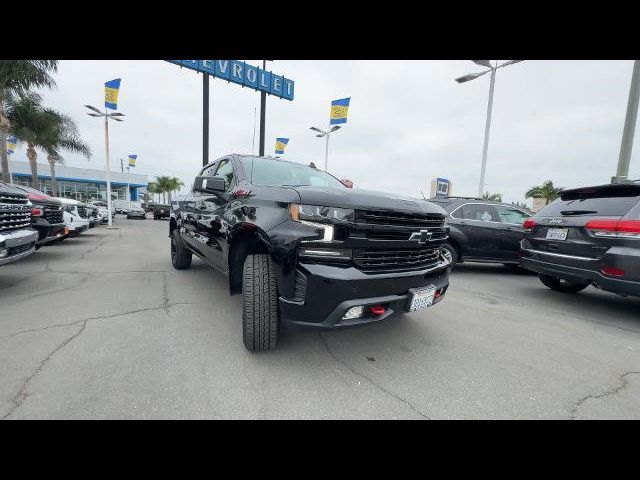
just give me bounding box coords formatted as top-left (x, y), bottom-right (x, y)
top-left (14, 60), bottom-right (640, 205)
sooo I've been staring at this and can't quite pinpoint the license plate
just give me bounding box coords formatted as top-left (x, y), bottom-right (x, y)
top-left (409, 286), bottom-right (436, 312)
top-left (546, 227), bottom-right (568, 241)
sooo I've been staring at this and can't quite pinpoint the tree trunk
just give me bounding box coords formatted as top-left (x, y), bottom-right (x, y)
top-left (0, 104), bottom-right (10, 183)
top-left (26, 144), bottom-right (38, 188)
top-left (168, 190), bottom-right (172, 204)
top-left (48, 155), bottom-right (58, 196)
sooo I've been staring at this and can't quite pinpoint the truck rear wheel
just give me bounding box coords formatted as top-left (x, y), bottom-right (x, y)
top-left (538, 274), bottom-right (590, 293)
top-left (242, 254), bottom-right (279, 352)
top-left (170, 230), bottom-right (192, 270)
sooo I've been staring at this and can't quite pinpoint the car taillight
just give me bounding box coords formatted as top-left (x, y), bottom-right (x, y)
top-left (602, 266), bottom-right (625, 277)
top-left (585, 219), bottom-right (640, 238)
top-left (523, 218), bottom-right (536, 229)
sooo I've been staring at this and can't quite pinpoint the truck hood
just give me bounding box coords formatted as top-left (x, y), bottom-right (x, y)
top-left (290, 186), bottom-right (446, 216)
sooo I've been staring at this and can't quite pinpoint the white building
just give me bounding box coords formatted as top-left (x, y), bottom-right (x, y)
top-left (7, 159), bottom-right (148, 202)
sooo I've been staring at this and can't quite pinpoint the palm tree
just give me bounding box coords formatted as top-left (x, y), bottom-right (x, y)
top-left (167, 177), bottom-right (184, 203)
top-left (7, 93), bottom-right (53, 187)
top-left (155, 176), bottom-right (172, 204)
top-left (525, 180), bottom-right (564, 206)
top-left (40, 111), bottom-right (91, 196)
top-left (482, 191), bottom-right (502, 202)
top-left (0, 60), bottom-right (58, 183)
top-left (147, 181), bottom-right (159, 204)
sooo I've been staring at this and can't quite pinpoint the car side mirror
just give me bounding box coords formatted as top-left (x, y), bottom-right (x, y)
top-left (193, 175), bottom-right (226, 194)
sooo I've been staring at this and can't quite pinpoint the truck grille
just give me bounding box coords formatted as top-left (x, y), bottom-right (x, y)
top-left (44, 208), bottom-right (63, 224)
top-left (353, 246), bottom-right (442, 271)
top-left (355, 210), bottom-right (445, 228)
top-left (0, 194), bottom-right (31, 232)
top-left (77, 206), bottom-right (87, 218)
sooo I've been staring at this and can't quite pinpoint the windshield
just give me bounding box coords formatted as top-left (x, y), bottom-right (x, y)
top-left (240, 157), bottom-right (346, 189)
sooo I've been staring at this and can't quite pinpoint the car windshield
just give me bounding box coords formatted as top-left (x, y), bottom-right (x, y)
top-left (240, 157), bottom-right (346, 189)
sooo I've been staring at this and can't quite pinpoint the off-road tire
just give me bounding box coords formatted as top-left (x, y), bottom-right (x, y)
top-left (242, 254), bottom-right (279, 352)
top-left (170, 230), bottom-right (192, 270)
top-left (538, 274), bottom-right (590, 293)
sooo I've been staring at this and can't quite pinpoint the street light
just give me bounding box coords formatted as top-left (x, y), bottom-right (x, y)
top-left (310, 125), bottom-right (341, 170)
top-left (456, 60), bottom-right (524, 197)
top-left (84, 104), bottom-right (125, 228)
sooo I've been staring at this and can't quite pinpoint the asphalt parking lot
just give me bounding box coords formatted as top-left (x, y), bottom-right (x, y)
top-left (1, 216), bottom-right (639, 419)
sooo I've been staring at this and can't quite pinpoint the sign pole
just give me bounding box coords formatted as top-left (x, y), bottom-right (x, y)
top-left (613, 60), bottom-right (640, 184)
top-left (259, 60), bottom-right (267, 156)
top-left (104, 113), bottom-right (115, 229)
top-left (203, 73), bottom-right (209, 167)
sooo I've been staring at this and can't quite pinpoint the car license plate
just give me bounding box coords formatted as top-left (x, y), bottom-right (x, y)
top-left (409, 286), bottom-right (436, 312)
top-left (546, 227), bottom-right (568, 241)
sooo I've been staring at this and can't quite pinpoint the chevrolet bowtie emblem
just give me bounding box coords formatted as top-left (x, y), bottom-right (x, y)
top-left (409, 230), bottom-right (433, 244)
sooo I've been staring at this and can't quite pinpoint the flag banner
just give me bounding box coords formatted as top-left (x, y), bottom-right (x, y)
top-left (128, 154), bottom-right (137, 167)
top-left (330, 97), bottom-right (351, 125)
top-left (275, 138), bottom-right (290, 155)
top-left (105, 78), bottom-right (122, 110)
top-left (6, 136), bottom-right (17, 154)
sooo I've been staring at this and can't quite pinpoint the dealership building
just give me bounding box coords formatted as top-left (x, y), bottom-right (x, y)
top-left (7, 159), bottom-right (148, 202)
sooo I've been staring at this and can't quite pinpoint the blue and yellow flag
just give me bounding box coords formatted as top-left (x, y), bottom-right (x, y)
top-left (275, 138), bottom-right (289, 155)
top-left (6, 136), bottom-right (17, 154)
top-left (330, 97), bottom-right (350, 125)
top-left (105, 78), bottom-right (122, 110)
top-left (128, 154), bottom-right (137, 167)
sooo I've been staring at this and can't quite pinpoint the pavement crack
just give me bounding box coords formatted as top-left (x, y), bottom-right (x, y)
top-left (2, 322), bottom-right (88, 419)
top-left (162, 272), bottom-right (169, 314)
top-left (569, 371), bottom-right (640, 419)
top-left (318, 332), bottom-right (430, 420)
top-left (0, 306), bottom-right (167, 340)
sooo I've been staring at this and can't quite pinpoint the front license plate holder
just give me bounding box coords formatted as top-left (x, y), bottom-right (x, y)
top-left (407, 285), bottom-right (436, 312)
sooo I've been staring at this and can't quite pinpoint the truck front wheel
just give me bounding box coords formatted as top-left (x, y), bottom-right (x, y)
top-left (242, 254), bottom-right (279, 352)
top-left (170, 230), bottom-right (192, 270)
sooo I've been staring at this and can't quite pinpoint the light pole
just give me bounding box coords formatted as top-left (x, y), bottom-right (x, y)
top-left (455, 60), bottom-right (524, 197)
top-left (613, 60), bottom-right (640, 184)
top-left (310, 125), bottom-right (341, 170)
top-left (84, 104), bottom-right (125, 228)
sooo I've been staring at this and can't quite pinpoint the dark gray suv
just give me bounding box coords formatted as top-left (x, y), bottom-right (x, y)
top-left (520, 182), bottom-right (640, 297)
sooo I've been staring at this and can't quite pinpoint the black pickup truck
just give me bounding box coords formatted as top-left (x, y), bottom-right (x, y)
top-left (0, 181), bottom-right (38, 266)
top-left (170, 155), bottom-right (451, 351)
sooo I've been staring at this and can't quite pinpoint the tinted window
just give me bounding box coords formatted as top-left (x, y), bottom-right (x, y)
top-left (214, 159), bottom-right (235, 191)
top-left (539, 186), bottom-right (640, 217)
top-left (495, 205), bottom-right (529, 224)
top-left (462, 204), bottom-right (498, 222)
top-left (240, 157), bottom-right (345, 189)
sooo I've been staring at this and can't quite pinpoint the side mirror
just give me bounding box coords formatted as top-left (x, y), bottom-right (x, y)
top-left (193, 175), bottom-right (226, 194)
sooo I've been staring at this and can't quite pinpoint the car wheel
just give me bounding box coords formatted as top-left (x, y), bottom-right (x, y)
top-left (242, 254), bottom-right (279, 352)
top-left (170, 230), bottom-right (192, 270)
top-left (538, 274), bottom-right (590, 293)
top-left (442, 242), bottom-right (458, 265)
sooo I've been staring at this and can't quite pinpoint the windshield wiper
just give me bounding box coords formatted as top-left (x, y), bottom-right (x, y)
top-left (560, 210), bottom-right (598, 216)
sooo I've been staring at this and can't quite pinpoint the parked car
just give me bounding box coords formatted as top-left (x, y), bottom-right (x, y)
top-left (126, 207), bottom-right (146, 219)
top-left (427, 196), bottom-right (532, 267)
top-left (520, 182), bottom-right (640, 297)
top-left (170, 155), bottom-right (451, 351)
top-left (85, 204), bottom-right (98, 228)
top-left (11, 184), bottom-right (66, 248)
top-left (153, 204), bottom-right (171, 220)
top-left (57, 197), bottom-right (90, 238)
top-left (0, 181), bottom-right (38, 266)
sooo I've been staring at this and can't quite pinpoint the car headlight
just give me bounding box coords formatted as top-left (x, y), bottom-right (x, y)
top-left (289, 204), bottom-right (355, 223)
top-left (289, 204), bottom-right (355, 243)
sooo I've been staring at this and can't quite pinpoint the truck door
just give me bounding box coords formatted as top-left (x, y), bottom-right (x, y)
top-left (194, 158), bottom-right (236, 272)
top-left (182, 162), bottom-right (217, 256)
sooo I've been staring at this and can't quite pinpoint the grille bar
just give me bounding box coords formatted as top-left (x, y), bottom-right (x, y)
top-left (353, 247), bottom-right (441, 271)
top-left (356, 210), bottom-right (445, 228)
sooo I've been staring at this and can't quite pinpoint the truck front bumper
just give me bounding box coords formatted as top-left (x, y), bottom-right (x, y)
top-left (279, 259), bottom-right (450, 328)
top-left (0, 228), bottom-right (38, 266)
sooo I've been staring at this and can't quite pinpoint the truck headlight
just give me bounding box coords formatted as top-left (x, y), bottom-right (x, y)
top-left (289, 204), bottom-right (355, 223)
top-left (289, 204), bottom-right (354, 243)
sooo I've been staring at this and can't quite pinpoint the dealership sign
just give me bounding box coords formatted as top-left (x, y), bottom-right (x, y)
top-left (166, 60), bottom-right (294, 101)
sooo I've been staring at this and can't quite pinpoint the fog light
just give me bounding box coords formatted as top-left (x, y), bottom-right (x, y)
top-left (0, 249), bottom-right (8, 259)
top-left (342, 306), bottom-right (364, 320)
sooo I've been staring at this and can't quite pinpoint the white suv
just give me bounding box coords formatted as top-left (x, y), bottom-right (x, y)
top-left (57, 197), bottom-right (90, 238)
